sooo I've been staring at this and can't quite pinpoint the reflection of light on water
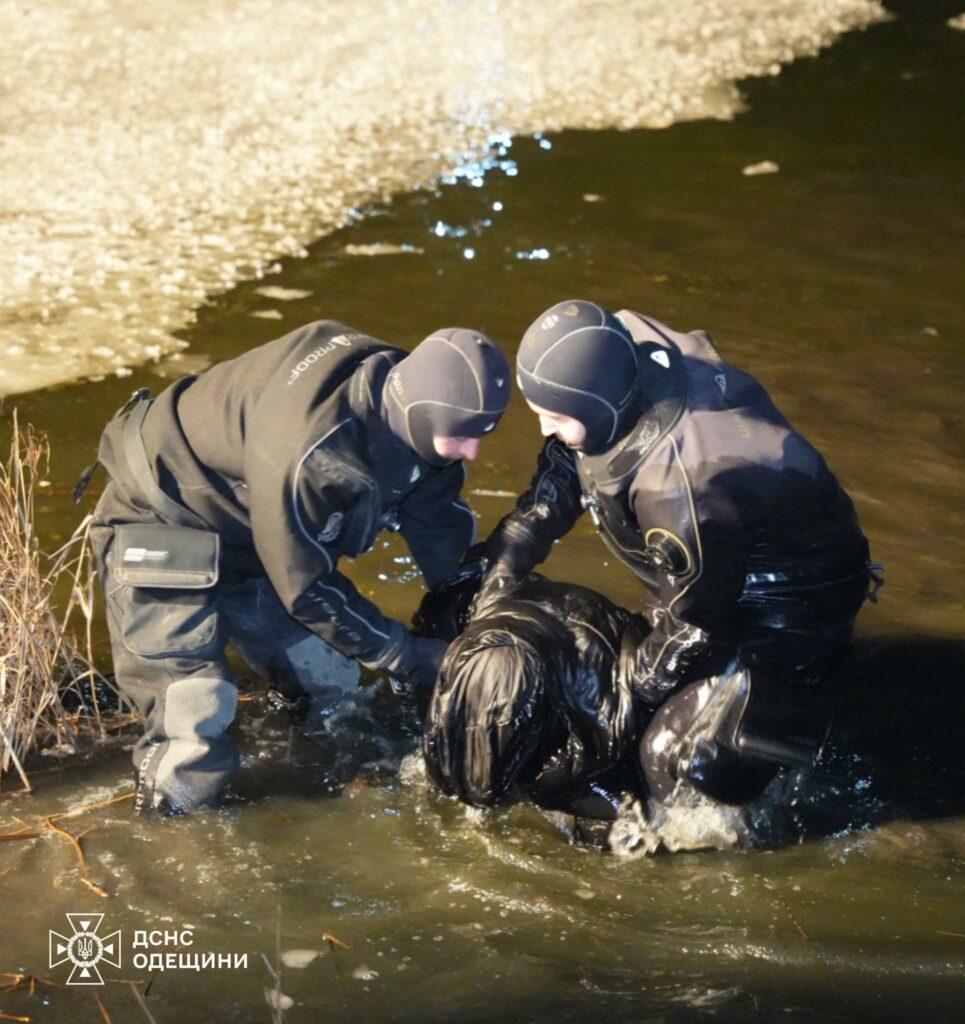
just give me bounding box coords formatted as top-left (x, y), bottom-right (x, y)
top-left (431, 221), bottom-right (466, 238)
top-left (429, 217), bottom-right (494, 244)
top-left (438, 133), bottom-right (519, 187)
top-left (515, 248), bottom-right (551, 261)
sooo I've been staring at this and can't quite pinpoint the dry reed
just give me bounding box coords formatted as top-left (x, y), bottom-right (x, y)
top-left (0, 411), bottom-right (133, 791)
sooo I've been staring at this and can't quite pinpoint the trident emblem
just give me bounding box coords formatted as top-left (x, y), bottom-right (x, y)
top-left (49, 913), bottom-right (122, 985)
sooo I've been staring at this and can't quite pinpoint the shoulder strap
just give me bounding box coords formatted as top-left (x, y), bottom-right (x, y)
top-left (73, 387), bottom-right (150, 503)
top-left (121, 398), bottom-right (210, 529)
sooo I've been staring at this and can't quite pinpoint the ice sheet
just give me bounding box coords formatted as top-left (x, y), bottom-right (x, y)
top-left (0, 0), bottom-right (886, 395)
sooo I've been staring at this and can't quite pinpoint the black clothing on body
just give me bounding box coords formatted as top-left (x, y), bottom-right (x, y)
top-left (486, 310), bottom-right (872, 699)
top-left (419, 573), bottom-right (640, 815)
top-left (94, 320), bottom-right (486, 670)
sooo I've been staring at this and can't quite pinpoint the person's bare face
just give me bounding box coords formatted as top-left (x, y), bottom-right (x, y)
top-left (524, 401), bottom-right (588, 448)
top-left (432, 435), bottom-right (482, 461)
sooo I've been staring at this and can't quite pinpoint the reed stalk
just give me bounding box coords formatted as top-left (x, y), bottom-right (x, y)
top-left (0, 411), bottom-right (132, 790)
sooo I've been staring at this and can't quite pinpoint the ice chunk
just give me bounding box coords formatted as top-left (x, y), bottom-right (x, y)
top-left (255, 286), bottom-right (313, 301)
top-left (280, 948), bottom-right (320, 968)
top-left (264, 989), bottom-right (294, 1010)
top-left (742, 160), bottom-right (781, 176)
top-left (342, 243), bottom-right (424, 257)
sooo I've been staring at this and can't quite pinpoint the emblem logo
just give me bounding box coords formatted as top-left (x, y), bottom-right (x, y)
top-left (49, 913), bottom-right (122, 986)
top-left (563, 304), bottom-right (580, 316)
top-left (316, 511), bottom-right (344, 544)
top-left (715, 373), bottom-right (727, 395)
top-left (541, 314), bottom-right (559, 330)
top-left (650, 350), bottom-right (670, 369)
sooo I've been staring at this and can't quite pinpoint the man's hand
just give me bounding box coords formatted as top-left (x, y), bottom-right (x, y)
top-left (385, 636), bottom-right (450, 695)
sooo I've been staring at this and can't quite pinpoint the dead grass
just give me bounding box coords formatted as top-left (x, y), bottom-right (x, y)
top-left (0, 411), bottom-right (134, 791)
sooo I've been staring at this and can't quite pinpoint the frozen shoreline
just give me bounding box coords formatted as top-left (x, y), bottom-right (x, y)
top-left (0, 0), bottom-right (886, 396)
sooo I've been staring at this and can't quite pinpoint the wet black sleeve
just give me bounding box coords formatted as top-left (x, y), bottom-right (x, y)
top-left (246, 427), bottom-right (408, 669)
top-left (628, 494), bottom-right (752, 705)
top-left (483, 438), bottom-right (584, 577)
top-left (397, 462), bottom-right (477, 588)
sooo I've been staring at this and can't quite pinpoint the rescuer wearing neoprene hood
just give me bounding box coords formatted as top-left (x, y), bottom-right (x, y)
top-left (479, 300), bottom-right (879, 806)
top-left (84, 319), bottom-right (510, 814)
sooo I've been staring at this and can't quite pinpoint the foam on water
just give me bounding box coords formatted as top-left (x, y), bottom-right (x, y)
top-left (0, 0), bottom-right (887, 396)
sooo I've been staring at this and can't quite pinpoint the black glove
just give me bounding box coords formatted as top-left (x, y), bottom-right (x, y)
top-left (385, 635), bottom-right (449, 695)
top-left (412, 561), bottom-right (486, 641)
top-left (457, 542), bottom-right (520, 617)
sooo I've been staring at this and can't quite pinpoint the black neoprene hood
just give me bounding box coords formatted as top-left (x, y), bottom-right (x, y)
top-left (383, 328), bottom-right (511, 465)
top-left (517, 299), bottom-right (641, 455)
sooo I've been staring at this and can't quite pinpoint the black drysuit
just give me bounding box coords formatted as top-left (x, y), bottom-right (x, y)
top-left (92, 320), bottom-right (477, 811)
top-left (486, 311), bottom-right (872, 704)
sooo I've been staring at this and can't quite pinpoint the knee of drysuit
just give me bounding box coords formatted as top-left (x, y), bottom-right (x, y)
top-left (639, 667), bottom-right (831, 806)
top-left (160, 673), bottom-right (238, 739)
top-left (135, 674), bottom-right (240, 815)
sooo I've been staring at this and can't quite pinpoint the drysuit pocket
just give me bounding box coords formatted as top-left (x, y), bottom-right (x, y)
top-left (114, 523), bottom-right (219, 589)
top-left (111, 524), bottom-right (220, 658)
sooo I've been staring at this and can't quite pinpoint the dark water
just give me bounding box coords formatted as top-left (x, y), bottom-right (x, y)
top-left (1, 3), bottom-right (963, 1021)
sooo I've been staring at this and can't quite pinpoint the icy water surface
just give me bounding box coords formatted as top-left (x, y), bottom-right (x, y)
top-left (0, 0), bottom-right (887, 394)
top-left (1, 1), bottom-right (964, 1022)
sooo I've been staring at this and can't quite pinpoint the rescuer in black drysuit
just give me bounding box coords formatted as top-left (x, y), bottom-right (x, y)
top-left (82, 319), bottom-right (510, 814)
top-left (466, 300), bottom-right (879, 808)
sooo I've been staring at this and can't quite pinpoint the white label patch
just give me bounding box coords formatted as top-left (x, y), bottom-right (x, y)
top-left (715, 373), bottom-right (727, 395)
top-left (122, 548), bottom-right (168, 563)
top-left (410, 466), bottom-right (421, 482)
top-left (316, 511), bottom-right (344, 544)
top-left (650, 350), bottom-right (670, 369)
